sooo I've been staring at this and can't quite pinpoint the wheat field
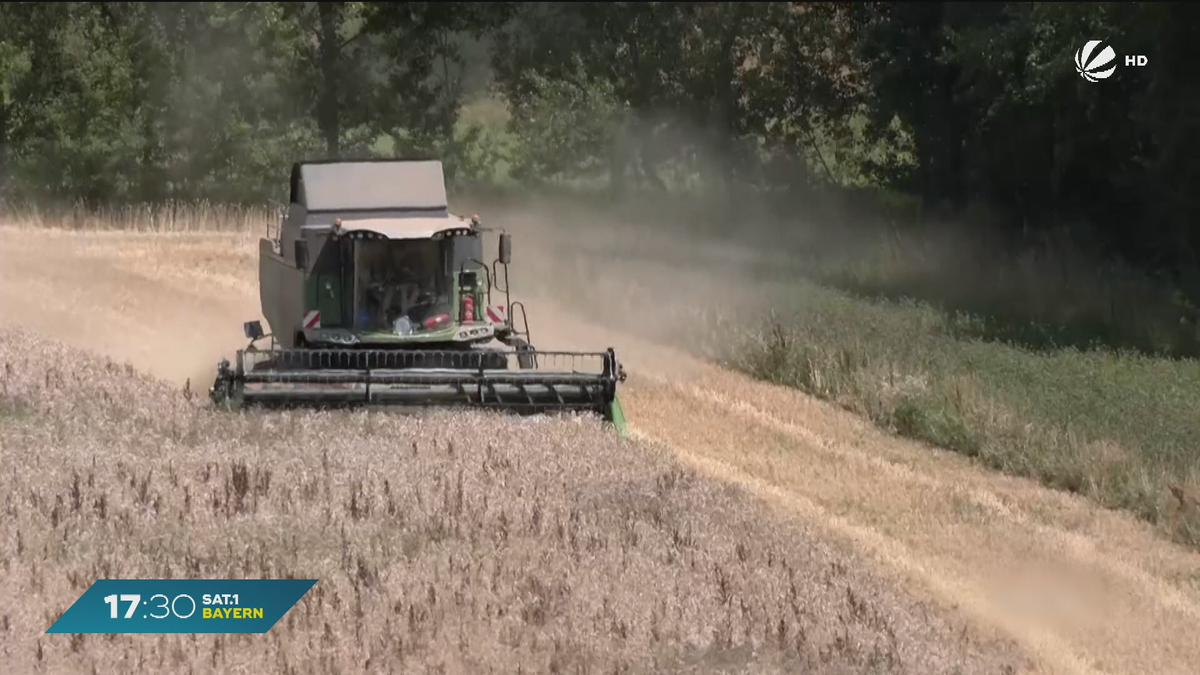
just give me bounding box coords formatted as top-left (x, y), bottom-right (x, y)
top-left (4, 206), bottom-right (1200, 675)
top-left (0, 327), bottom-right (1025, 674)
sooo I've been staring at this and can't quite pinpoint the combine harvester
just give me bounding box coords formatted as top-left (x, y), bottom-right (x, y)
top-left (209, 159), bottom-right (627, 433)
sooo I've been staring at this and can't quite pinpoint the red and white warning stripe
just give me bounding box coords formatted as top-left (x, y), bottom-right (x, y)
top-left (485, 304), bottom-right (508, 325)
top-left (302, 310), bottom-right (321, 329)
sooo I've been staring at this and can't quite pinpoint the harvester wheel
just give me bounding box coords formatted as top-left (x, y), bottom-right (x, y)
top-left (208, 359), bottom-right (245, 411)
top-left (215, 391), bottom-right (245, 412)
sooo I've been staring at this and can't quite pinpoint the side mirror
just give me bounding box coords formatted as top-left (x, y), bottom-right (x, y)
top-left (244, 320), bottom-right (264, 340)
top-left (459, 270), bottom-right (478, 290)
top-left (294, 240), bottom-right (308, 269)
top-left (499, 232), bottom-right (512, 265)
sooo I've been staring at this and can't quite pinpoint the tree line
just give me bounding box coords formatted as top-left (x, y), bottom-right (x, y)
top-left (2, 2), bottom-right (1198, 290)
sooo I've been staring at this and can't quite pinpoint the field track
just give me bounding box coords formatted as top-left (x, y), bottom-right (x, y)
top-left (2, 224), bottom-right (1199, 675)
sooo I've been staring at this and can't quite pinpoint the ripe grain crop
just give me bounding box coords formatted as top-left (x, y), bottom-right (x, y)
top-left (0, 327), bottom-right (1025, 674)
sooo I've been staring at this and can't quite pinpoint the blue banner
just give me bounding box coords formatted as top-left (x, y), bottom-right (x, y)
top-left (45, 579), bottom-right (317, 634)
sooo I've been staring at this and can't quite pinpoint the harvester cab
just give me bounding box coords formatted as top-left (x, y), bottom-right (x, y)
top-left (210, 159), bottom-right (627, 431)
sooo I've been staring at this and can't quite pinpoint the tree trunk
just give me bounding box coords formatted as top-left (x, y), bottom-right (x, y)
top-left (714, 3), bottom-right (746, 193)
top-left (0, 104), bottom-right (9, 214)
top-left (317, 2), bottom-right (341, 158)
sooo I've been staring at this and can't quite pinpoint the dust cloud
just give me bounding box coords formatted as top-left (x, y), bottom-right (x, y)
top-left (456, 190), bottom-right (807, 365)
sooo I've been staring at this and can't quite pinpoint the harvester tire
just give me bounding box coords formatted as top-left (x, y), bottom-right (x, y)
top-left (208, 359), bottom-right (245, 411)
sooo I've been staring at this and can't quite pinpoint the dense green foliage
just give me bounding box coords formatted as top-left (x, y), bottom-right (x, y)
top-left (0, 2), bottom-right (510, 202)
top-left (4, 2), bottom-right (1198, 290)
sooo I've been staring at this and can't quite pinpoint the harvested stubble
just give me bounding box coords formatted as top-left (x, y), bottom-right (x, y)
top-left (0, 327), bottom-right (1025, 674)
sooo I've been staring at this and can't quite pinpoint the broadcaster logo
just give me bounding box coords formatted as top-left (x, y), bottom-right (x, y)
top-left (1075, 40), bottom-right (1117, 82)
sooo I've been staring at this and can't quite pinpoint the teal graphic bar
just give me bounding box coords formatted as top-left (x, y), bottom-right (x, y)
top-left (45, 579), bottom-right (317, 634)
